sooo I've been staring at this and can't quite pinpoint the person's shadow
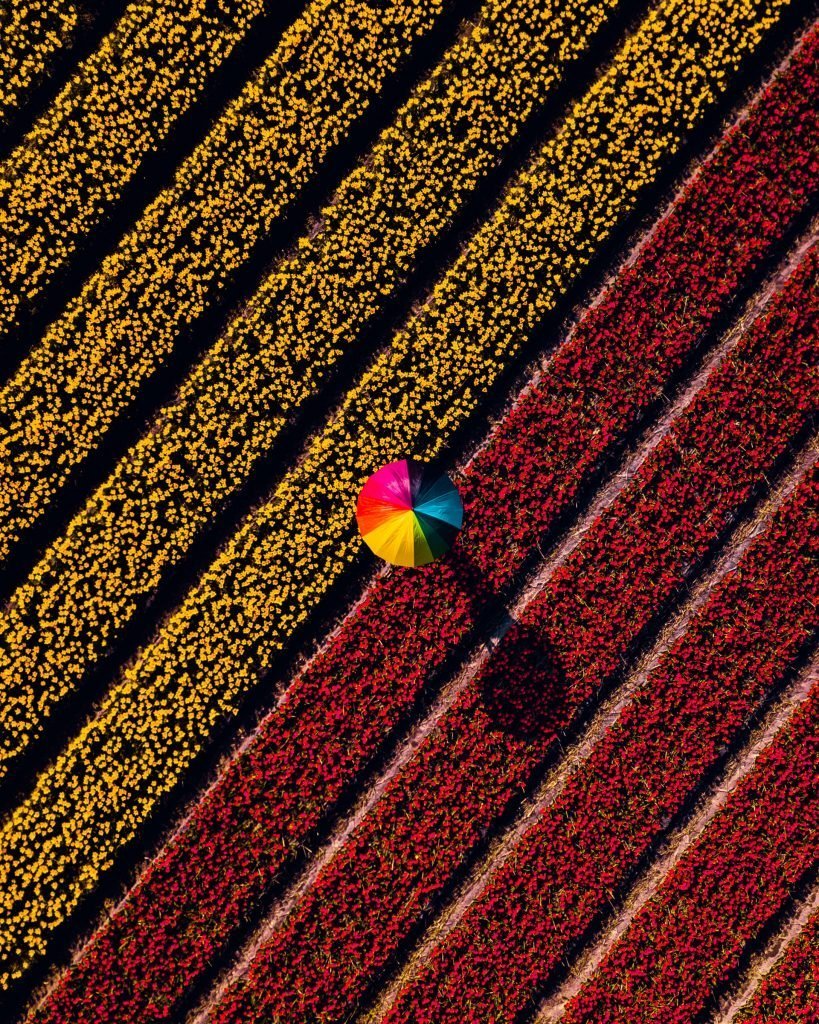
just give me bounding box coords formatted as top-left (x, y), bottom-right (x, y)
top-left (436, 536), bottom-right (566, 743)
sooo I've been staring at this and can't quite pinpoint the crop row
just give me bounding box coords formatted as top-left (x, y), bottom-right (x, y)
top-left (0, 0), bottom-right (807, 990)
top-left (205, 245), bottom-right (819, 1024)
top-left (0, 0), bottom-right (629, 778)
top-left (27, 70), bottom-right (819, 1021)
top-left (0, 0), bottom-right (268, 333)
top-left (380, 459), bottom-right (819, 1024)
top-left (0, 0), bottom-right (450, 560)
top-left (0, 0), bottom-right (78, 127)
top-left (561, 649), bottom-right (819, 1023)
top-left (736, 903), bottom-right (819, 1023)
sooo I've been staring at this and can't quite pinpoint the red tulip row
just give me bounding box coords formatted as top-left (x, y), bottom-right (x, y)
top-left (380, 462), bottom-right (818, 1024)
top-left (27, 34), bottom-right (819, 1024)
top-left (560, 660), bottom-right (819, 1023)
top-left (206, 244), bottom-right (819, 1024)
top-left (736, 904), bottom-right (819, 1023)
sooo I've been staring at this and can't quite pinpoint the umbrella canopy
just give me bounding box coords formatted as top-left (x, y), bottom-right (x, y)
top-left (356, 460), bottom-right (463, 567)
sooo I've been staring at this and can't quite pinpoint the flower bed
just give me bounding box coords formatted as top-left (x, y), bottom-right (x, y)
top-left (561, 642), bottom-right (819, 1023)
top-left (0, 0), bottom-right (626, 777)
top-left (208, 250), bottom-right (819, 1024)
top-left (736, 906), bottom-right (819, 1023)
top-left (382, 463), bottom-right (818, 1024)
top-left (16, 13), bottom-right (816, 1008)
top-left (0, 0), bottom-right (78, 127)
top-left (0, 0), bottom-right (448, 560)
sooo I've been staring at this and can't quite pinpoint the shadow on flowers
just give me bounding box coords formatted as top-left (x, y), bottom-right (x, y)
top-left (443, 540), bottom-right (566, 742)
top-left (478, 621), bottom-right (566, 741)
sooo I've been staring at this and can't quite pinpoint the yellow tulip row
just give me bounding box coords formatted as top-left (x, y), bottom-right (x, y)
top-left (0, 0), bottom-right (447, 563)
top-left (0, 0), bottom-right (267, 334)
top-left (0, 0), bottom-right (78, 127)
top-left (0, 0), bottom-right (624, 783)
top-left (0, 0), bottom-right (792, 986)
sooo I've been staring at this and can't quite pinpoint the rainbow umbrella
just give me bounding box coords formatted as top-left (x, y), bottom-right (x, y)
top-left (356, 460), bottom-right (463, 567)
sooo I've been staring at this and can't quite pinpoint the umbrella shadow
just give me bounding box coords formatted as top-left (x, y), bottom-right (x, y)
top-left (442, 539), bottom-right (566, 741)
top-left (478, 623), bottom-right (566, 741)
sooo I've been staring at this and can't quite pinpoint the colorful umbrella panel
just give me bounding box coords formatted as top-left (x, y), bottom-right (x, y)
top-left (356, 460), bottom-right (463, 567)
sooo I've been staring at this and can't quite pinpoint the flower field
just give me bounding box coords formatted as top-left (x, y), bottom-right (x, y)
top-left (1, 2), bottom-right (817, 1023)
